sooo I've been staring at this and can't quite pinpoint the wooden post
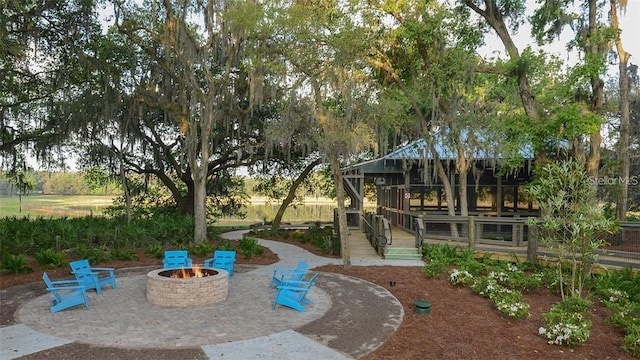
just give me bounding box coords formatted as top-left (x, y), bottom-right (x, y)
top-left (512, 222), bottom-right (519, 247)
top-left (55, 235), bottom-right (61, 252)
top-left (527, 222), bottom-right (538, 263)
top-left (497, 177), bottom-right (503, 217)
top-left (468, 216), bottom-right (475, 249)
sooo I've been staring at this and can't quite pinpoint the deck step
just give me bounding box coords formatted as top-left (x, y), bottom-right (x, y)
top-left (384, 247), bottom-right (423, 260)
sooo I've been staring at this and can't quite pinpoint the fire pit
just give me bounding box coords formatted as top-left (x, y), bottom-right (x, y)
top-left (147, 266), bottom-right (228, 307)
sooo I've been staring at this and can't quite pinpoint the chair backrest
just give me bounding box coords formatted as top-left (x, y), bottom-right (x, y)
top-left (163, 250), bottom-right (191, 268)
top-left (213, 250), bottom-right (236, 262)
top-left (70, 259), bottom-right (93, 280)
top-left (295, 260), bottom-right (309, 274)
top-left (42, 272), bottom-right (62, 303)
top-left (289, 273), bottom-right (318, 288)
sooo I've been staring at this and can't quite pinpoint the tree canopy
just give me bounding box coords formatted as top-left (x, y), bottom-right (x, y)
top-left (2, 0), bottom-right (638, 243)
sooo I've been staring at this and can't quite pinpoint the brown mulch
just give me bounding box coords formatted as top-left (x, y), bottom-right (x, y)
top-left (0, 233), bottom-right (634, 360)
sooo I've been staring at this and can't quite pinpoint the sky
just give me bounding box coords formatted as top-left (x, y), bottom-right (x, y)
top-left (479, 1), bottom-right (640, 70)
top-left (618, 3), bottom-right (639, 62)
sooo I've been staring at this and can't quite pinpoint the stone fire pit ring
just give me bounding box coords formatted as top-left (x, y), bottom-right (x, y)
top-left (147, 267), bottom-right (229, 307)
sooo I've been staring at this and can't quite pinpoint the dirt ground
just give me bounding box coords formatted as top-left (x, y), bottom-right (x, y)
top-left (0, 233), bottom-right (634, 360)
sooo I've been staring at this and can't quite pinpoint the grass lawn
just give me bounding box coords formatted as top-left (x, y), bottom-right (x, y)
top-left (0, 195), bottom-right (114, 218)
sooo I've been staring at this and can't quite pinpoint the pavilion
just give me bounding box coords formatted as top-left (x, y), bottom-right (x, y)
top-left (341, 139), bottom-right (537, 231)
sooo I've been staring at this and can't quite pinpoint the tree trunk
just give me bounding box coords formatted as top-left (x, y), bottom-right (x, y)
top-left (427, 141), bottom-right (458, 237)
top-left (191, 107), bottom-right (214, 244)
top-left (586, 0), bottom-right (604, 179)
top-left (272, 158), bottom-right (322, 231)
top-left (331, 156), bottom-right (351, 267)
top-left (463, 0), bottom-right (541, 157)
top-left (192, 170), bottom-right (207, 244)
top-left (119, 161), bottom-right (131, 224)
top-left (456, 150), bottom-right (470, 218)
top-left (611, 0), bottom-right (631, 220)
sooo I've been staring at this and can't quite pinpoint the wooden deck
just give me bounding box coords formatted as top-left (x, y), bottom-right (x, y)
top-left (347, 224), bottom-right (640, 269)
top-left (347, 226), bottom-right (419, 260)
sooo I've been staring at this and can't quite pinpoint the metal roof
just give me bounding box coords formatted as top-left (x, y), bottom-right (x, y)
top-left (343, 138), bottom-right (534, 174)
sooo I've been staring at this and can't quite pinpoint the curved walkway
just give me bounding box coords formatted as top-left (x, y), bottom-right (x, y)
top-left (1, 230), bottom-right (422, 359)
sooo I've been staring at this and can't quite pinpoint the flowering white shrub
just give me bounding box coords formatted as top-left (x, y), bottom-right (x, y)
top-left (449, 269), bottom-right (474, 286)
top-left (601, 288), bottom-right (629, 305)
top-left (538, 321), bottom-right (590, 346)
top-left (470, 275), bottom-right (531, 319)
top-left (540, 297), bottom-right (592, 346)
top-left (488, 270), bottom-right (510, 283)
top-left (495, 296), bottom-right (530, 319)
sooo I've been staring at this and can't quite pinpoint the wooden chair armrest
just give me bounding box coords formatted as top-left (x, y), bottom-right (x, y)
top-left (277, 284), bottom-right (310, 292)
top-left (73, 270), bottom-right (99, 276)
top-left (278, 271), bottom-right (307, 279)
top-left (279, 279), bottom-right (313, 287)
top-left (50, 279), bottom-right (84, 285)
top-left (91, 267), bottom-right (115, 272)
top-left (48, 285), bottom-right (86, 291)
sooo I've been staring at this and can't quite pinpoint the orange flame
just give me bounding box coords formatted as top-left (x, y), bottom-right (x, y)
top-left (170, 264), bottom-right (205, 278)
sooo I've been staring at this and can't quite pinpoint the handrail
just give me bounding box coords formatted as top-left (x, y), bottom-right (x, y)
top-left (414, 217), bottom-right (424, 248)
top-left (361, 215), bottom-right (374, 231)
top-left (382, 218), bottom-right (392, 246)
top-left (377, 234), bottom-right (388, 249)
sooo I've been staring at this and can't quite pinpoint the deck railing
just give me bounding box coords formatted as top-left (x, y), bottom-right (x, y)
top-left (404, 212), bottom-right (640, 268)
top-left (362, 212), bottom-right (391, 256)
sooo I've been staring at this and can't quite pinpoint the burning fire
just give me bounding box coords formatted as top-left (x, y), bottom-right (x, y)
top-left (170, 264), bottom-right (205, 278)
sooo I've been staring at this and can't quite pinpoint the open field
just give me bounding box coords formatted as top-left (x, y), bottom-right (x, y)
top-left (0, 195), bottom-right (371, 224)
top-left (0, 195), bottom-right (114, 218)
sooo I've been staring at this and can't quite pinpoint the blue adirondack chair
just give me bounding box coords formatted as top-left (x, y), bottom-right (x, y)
top-left (69, 259), bottom-right (117, 294)
top-left (273, 273), bottom-right (319, 312)
top-left (204, 250), bottom-right (236, 277)
top-left (163, 250), bottom-right (193, 269)
top-left (43, 272), bottom-right (89, 313)
top-left (270, 260), bottom-right (310, 288)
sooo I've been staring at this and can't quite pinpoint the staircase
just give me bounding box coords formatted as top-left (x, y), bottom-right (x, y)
top-left (384, 247), bottom-right (423, 260)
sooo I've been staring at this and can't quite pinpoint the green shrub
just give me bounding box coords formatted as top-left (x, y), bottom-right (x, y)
top-left (422, 243), bottom-right (460, 264)
top-left (238, 236), bottom-right (263, 259)
top-left (189, 242), bottom-right (216, 257)
top-left (34, 248), bottom-right (66, 268)
top-left (291, 230), bottom-right (304, 240)
top-left (526, 159), bottom-right (618, 300)
top-left (470, 276), bottom-right (495, 298)
top-left (1, 254), bottom-right (33, 274)
top-left (111, 248), bottom-right (139, 261)
top-left (489, 263), bottom-right (543, 291)
top-left (457, 259), bottom-right (488, 276)
top-left (449, 269), bottom-right (474, 286)
top-left (607, 301), bottom-right (640, 332)
top-left (594, 266), bottom-right (640, 303)
top-left (75, 244), bottom-right (112, 264)
top-left (491, 289), bottom-right (530, 319)
top-left (539, 297), bottom-right (592, 346)
top-left (423, 259), bottom-right (448, 278)
top-left (0, 214), bottom-right (200, 258)
top-left (317, 234), bottom-right (335, 254)
top-left (622, 328), bottom-right (640, 358)
top-left (217, 240), bottom-right (236, 251)
top-left (145, 244), bottom-right (164, 259)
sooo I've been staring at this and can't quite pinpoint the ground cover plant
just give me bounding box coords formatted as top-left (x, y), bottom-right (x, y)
top-left (421, 241), bottom-right (640, 355)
